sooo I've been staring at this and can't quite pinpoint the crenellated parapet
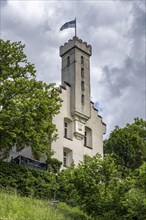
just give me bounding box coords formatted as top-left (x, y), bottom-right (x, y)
top-left (60, 36), bottom-right (92, 57)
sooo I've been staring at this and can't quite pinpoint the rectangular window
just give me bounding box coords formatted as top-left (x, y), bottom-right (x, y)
top-left (84, 131), bottom-right (87, 146)
top-left (63, 152), bottom-right (67, 167)
top-left (64, 122), bottom-right (67, 138)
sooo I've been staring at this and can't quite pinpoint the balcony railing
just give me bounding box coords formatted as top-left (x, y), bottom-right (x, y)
top-left (11, 155), bottom-right (48, 171)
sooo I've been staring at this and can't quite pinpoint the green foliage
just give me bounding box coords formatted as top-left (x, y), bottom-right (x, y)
top-left (57, 155), bottom-right (146, 219)
top-left (57, 166), bottom-right (78, 206)
top-left (1, 157), bottom-right (146, 219)
top-left (58, 202), bottom-right (93, 220)
top-left (104, 118), bottom-right (146, 169)
top-left (58, 154), bottom-right (123, 218)
top-left (0, 160), bottom-right (56, 199)
top-left (121, 162), bottom-right (146, 220)
top-left (0, 112), bottom-right (146, 219)
top-left (136, 162), bottom-right (146, 191)
top-left (0, 39), bottom-right (62, 157)
top-left (46, 157), bottom-right (62, 173)
top-left (122, 188), bottom-right (146, 220)
top-left (0, 191), bottom-right (71, 220)
top-left (0, 190), bottom-right (93, 220)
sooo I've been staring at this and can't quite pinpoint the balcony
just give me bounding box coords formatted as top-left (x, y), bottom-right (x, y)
top-left (11, 155), bottom-right (47, 171)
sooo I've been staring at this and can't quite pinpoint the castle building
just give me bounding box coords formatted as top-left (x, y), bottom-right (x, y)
top-left (51, 36), bottom-right (106, 167)
top-left (5, 36), bottom-right (106, 168)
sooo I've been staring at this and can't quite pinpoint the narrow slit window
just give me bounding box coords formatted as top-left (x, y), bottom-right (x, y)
top-left (67, 56), bottom-right (70, 66)
top-left (81, 56), bottom-right (84, 65)
top-left (81, 68), bottom-right (84, 78)
top-left (84, 131), bottom-right (87, 146)
top-left (81, 94), bottom-right (85, 105)
top-left (81, 81), bottom-right (85, 91)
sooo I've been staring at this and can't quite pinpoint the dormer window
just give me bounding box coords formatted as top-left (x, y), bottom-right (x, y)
top-left (81, 56), bottom-right (84, 65)
top-left (67, 56), bottom-right (70, 66)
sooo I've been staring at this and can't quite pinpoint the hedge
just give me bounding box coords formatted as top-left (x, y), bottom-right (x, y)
top-left (0, 160), bottom-right (57, 199)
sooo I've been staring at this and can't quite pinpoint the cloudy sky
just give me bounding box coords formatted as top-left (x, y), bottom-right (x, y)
top-left (1, 0), bottom-right (145, 137)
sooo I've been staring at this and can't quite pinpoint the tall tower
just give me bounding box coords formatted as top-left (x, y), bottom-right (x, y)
top-left (60, 37), bottom-right (92, 139)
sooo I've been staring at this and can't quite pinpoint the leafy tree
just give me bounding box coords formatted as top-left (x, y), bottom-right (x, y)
top-left (73, 154), bottom-right (127, 219)
top-left (104, 118), bottom-right (146, 170)
top-left (137, 161), bottom-right (146, 191)
top-left (58, 155), bottom-right (146, 219)
top-left (57, 165), bottom-right (78, 205)
top-left (0, 39), bottom-right (62, 157)
top-left (58, 154), bottom-right (128, 219)
top-left (46, 157), bottom-right (62, 173)
top-left (122, 162), bottom-right (146, 220)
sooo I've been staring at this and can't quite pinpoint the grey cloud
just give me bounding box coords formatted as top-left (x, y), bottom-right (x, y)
top-left (95, 1), bottom-right (145, 135)
top-left (0, 0), bottom-right (8, 7)
top-left (1, 0), bottom-right (145, 136)
top-left (101, 53), bottom-right (145, 99)
top-left (101, 63), bottom-right (130, 98)
top-left (130, 1), bottom-right (145, 37)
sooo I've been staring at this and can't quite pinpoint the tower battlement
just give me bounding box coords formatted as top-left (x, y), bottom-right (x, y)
top-left (60, 36), bottom-right (92, 57)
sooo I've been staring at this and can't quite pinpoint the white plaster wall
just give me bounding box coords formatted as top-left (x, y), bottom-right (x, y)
top-left (85, 103), bottom-right (106, 157)
top-left (6, 145), bottom-right (32, 162)
top-left (51, 85), bottom-right (106, 166)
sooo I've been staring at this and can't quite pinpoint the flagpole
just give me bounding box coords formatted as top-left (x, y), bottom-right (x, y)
top-left (75, 18), bottom-right (77, 37)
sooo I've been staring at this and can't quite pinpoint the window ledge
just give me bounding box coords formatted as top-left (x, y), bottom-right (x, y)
top-left (64, 137), bottom-right (73, 141)
top-left (84, 145), bottom-right (93, 149)
top-left (63, 165), bottom-right (69, 168)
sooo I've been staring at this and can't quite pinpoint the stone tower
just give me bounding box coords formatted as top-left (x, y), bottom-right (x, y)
top-left (60, 36), bottom-right (92, 140)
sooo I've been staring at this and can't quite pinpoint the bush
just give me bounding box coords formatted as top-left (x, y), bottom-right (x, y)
top-left (0, 160), bottom-right (57, 199)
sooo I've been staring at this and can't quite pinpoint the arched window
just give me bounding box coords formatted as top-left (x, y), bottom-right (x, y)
top-left (67, 56), bottom-right (70, 66)
top-left (81, 56), bottom-right (84, 65)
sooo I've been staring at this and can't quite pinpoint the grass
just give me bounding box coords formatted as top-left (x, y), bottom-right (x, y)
top-left (0, 190), bottom-right (68, 220)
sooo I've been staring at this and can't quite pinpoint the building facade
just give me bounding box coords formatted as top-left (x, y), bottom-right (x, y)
top-left (51, 37), bottom-right (106, 167)
top-left (5, 36), bottom-right (106, 168)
